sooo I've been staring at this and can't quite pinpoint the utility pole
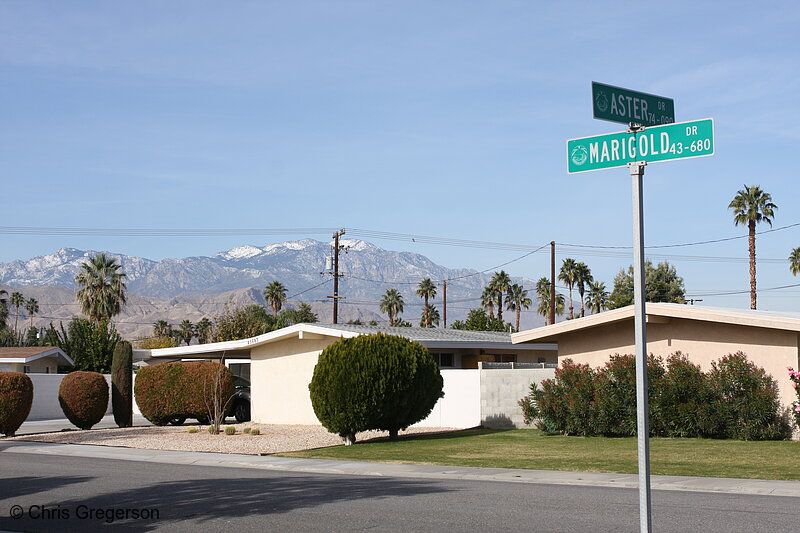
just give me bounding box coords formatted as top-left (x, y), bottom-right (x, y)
top-left (550, 241), bottom-right (556, 325)
top-left (442, 280), bottom-right (447, 328)
top-left (329, 229), bottom-right (346, 324)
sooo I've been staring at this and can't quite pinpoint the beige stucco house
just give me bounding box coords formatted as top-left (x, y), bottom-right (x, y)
top-left (512, 303), bottom-right (800, 409)
top-left (0, 346), bottom-right (74, 374)
top-left (136, 323), bottom-right (557, 425)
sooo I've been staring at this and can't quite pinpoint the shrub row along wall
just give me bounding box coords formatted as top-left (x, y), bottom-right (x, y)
top-left (520, 351), bottom-right (793, 440)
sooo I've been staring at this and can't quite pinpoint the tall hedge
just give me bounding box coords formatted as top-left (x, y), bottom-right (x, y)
top-left (520, 351), bottom-right (792, 440)
top-left (59, 371), bottom-right (109, 430)
top-left (309, 333), bottom-right (444, 444)
top-left (111, 340), bottom-right (133, 428)
top-left (0, 372), bottom-right (34, 437)
top-left (134, 361), bottom-right (234, 426)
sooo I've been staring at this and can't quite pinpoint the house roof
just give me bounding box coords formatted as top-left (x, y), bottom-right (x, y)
top-left (0, 346), bottom-right (75, 365)
top-left (512, 302), bottom-right (800, 344)
top-left (136, 323), bottom-right (557, 360)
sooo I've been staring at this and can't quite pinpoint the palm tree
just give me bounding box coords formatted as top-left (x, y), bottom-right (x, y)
top-left (506, 283), bottom-right (532, 332)
top-left (789, 247), bottom-right (800, 277)
top-left (558, 258), bottom-right (579, 319)
top-left (75, 253), bottom-right (128, 322)
top-left (418, 304), bottom-right (440, 327)
top-left (153, 319), bottom-right (172, 338)
top-left (728, 185), bottom-right (777, 310)
top-left (489, 271), bottom-right (512, 322)
top-left (536, 277), bottom-right (564, 325)
top-left (416, 278), bottom-right (437, 328)
top-left (263, 280), bottom-right (288, 315)
top-left (10, 292), bottom-right (24, 336)
top-left (574, 262), bottom-right (593, 318)
top-left (196, 317), bottom-right (213, 344)
top-left (585, 280), bottom-right (609, 314)
top-left (379, 288), bottom-right (404, 326)
top-left (178, 320), bottom-right (195, 346)
top-left (25, 298), bottom-right (39, 330)
top-left (0, 290), bottom-right (8, 330)
top-left (481, 286), bottom-right (496, 318)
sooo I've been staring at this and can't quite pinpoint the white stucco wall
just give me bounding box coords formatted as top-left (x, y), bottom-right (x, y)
top-left (26, 374), bottom-right (113, 421)
top-left (412, 369), bottom-right (480, 428)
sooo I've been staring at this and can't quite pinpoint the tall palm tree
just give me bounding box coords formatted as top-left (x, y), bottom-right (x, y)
top-left (196, 317), bottom-right (213, 344)
top-left (489, 270), bottom-right (512, 322)
top-left (379, 288), bottom-right (404, 327)
top-left (585, 280), bottom-right (609, 314)
top-left (0, 290), bottom-right (8, 330)
top-left (574, 262), bottom-right (593, 318)
top-left (506, 283), bottom-right (532, 332)
top-left (558, 258), bottom-right (579, 319)
top-left (25, 298), bottom-right (39, 330)
top-left (153, 319), bottom-right (172, 338)
top-left (728, 185), bottom-right (777, 310)
top-left (178, 320), bottom-right (195, 346)
top-left (10, 292), bottom-right (24, 336)
top-left (418, 304), bottom-right (440, 327)
top-left (75, 253), bottom-right (128, 322)
top-left (535, 277), bottom-right (564, 325)
top-left (416, 278), bottom-right (437, 328)
top-left (789, 247), bottom-right (800, 277)
top-left (480, 286), bottom-right (496, 318)
top-left (263, 280), bottom-right (288, 315)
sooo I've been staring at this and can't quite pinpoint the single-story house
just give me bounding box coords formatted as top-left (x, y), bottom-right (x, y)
top-left (135, 323), bottom-right (558, 425)
top-left (0, 347), bottom-right (74, 374)
top-left (511, 303), bottom-right (800, 409)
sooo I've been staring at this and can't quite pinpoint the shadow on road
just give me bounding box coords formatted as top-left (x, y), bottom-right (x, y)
top-left (1, 472), bottom-right (456, 531)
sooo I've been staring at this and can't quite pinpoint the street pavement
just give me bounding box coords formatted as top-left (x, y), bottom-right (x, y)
top-left (1, 440), bottom-right (799, 532)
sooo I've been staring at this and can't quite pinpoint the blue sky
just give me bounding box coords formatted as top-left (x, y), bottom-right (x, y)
top-left (2, 1), bottom-right (800, 310)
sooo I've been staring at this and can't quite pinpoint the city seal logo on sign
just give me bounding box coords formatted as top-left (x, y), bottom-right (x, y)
top-left (594, 91), bottom-right (608, 113)
top-left (571, 145), bottom-right (588, 166)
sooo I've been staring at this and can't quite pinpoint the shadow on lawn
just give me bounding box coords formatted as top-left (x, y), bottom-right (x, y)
top-left (357, 427), bottom-right (513, 445)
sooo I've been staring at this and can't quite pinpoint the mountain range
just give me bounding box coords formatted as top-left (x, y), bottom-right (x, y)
top-left (0, 239), bottom-right (546, 339)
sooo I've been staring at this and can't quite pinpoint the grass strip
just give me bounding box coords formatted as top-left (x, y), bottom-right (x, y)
top-left (280, 429), bottom-right (800, 481)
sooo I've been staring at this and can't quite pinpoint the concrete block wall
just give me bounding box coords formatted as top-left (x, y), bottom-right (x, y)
top-left (479, 367), bottom-right (556, 429)
top-left (27, 374), bottom-right (113, 421)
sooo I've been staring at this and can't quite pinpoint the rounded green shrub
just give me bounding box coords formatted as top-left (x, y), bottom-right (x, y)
top-left (134, 362), bottom-right (234, 426)
top-left (309, 332), bottom-right (443, 444)
top-left (187, 426), bottom-right (198, 434)
top-left (243, 427), bottom-right (252, 434)
top-left (111, 340), bottom-right (133, 428)
top-left (249, 427), bottom-right (261, 435)
top-left (59, 371), bottom-right (109, 430)
top-left (0, 372), bottom-right (34, 437)
top-left (224, 426), bottom-right (236, 435)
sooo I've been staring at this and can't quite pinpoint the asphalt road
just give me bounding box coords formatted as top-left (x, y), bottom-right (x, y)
top-left (0, 449), bottom-right (797, 532)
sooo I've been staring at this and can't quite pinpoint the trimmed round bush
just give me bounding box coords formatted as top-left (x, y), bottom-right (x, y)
top-left (224, 426), bottom-right (236, 435)
top-left (111, 340), bottom-right (133, 428)
top-left (309, 332), bottom-right (444, 445)
top-left (134, 362), bottom-right (234, 426)
top-left (59, 371), bottom-right (109, 430)
top-left (249, 427), bottom-right (261, 436)
top-left (0, 372), bottom-right (34, 437)
top-left (187, 426), bottom-right (198, 434)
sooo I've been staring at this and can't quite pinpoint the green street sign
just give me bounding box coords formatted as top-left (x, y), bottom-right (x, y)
top-left (567, 118), bottom-right (714, 174)
top-left (592, 82), bottom-right (675, 126)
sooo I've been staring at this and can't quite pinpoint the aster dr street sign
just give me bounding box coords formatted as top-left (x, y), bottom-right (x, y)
top-left (592, 81), bottom-right (675, 126)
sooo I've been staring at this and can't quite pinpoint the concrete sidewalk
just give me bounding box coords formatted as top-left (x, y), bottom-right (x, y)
top-left (2, 439), bottom-right (799, 498)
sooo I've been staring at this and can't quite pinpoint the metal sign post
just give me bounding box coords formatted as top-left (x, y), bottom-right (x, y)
top-left (629, 158), bottom-right (652, 533)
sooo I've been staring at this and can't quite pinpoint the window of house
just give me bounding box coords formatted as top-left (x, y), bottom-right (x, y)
top-left (45, 366), bottom-right (51, 374)
top-left (537, 357), bottom-right (547, 364)
top-left (23, 365), bottom-right (31, 373)
top-left (431, 353), bottom-right (455, 368)
top-left (493, 354), bottom-right (517, 363)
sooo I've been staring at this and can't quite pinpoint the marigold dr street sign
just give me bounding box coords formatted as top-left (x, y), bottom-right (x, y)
top-left (592, 81), bottom-right (675, 126)
top-left (567, 118), bottom-right (714, 174)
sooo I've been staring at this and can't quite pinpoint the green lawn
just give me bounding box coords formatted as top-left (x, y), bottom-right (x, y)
top-left (280, 429), bottom-right (800, 481)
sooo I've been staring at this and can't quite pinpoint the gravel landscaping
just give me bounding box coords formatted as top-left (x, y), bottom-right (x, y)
top-left (7, 423), bottom-right (457, 455)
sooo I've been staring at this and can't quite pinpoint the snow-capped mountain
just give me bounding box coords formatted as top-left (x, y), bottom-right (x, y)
top-left (0, 239), bottom-right (545, 335)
